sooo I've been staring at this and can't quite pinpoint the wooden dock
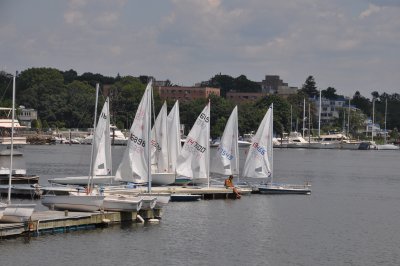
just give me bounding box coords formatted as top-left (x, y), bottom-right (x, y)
top-left (106, 185), bottom-right (253, 200)
top-left (0, 208), bottom-right (162, 239)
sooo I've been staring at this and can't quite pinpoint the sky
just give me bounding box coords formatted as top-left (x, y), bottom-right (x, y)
top-left (1, 0), bottom-right (399, 97)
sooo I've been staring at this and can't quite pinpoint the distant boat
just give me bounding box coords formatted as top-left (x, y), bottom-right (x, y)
top-left (242, 104), bottom-right (311, 195)
top-left (81, 124), bottom-right (128, 146)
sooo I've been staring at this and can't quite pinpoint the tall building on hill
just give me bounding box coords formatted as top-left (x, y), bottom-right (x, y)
top-left (261, 75), bottom-right (298, 97)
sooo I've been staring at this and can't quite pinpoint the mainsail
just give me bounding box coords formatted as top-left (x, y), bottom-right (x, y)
top-left (151, 101), bottom-right (169, 172)
top-left (167, 100), bottom-right (181, 173)
top-left (176, 102), bottom-right (210, 180)
top-left (93, 97), bottom-right (112, 176)
top-left (115, 82), bottom-right (152, 183)
top-left (242, 105), bottom-right (273, 179)
top-left (210, 106), bottom-right (239, 176)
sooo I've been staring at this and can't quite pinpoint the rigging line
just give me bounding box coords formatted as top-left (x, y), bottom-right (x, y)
top-left (0, 76), bottom-right (13, 103)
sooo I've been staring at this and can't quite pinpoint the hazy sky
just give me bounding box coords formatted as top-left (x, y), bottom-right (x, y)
top-left (1, 0), bottom-right (399, 97)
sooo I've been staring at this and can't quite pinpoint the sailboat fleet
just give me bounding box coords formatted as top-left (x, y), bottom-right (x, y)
top-left (1, 80), bottom-right (314, 225)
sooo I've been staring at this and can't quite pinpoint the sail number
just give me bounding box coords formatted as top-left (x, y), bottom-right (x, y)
top-left (185, 138), bottom-right (207, 153)
top-left (252, 142), bottom-right (266, 156)
top-left (151, 139), bottom-right (161, 151)
top-left (195, 112), bottom-right (209, 129)
top-left (130, 133), bottom-right (146, 147)
top-left (217, 146), bottom-right (234, 160)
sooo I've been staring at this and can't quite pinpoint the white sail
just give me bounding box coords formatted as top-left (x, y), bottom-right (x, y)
top-left (242, 105), bottom-right (273, 179)
top-left (93, 97), bottom-right (112, 176)
top-left (176, 102), bottom-right (210, 180)
top-left (210, 106), bottom-right (239, 176)
top-left (151, 101), bottom-right (169, 172)
top-left (115, 82), bottom-right (152, 183)
top-left (167, 100), bottom-right (181, 173)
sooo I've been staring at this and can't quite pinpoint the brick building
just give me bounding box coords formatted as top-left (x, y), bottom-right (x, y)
top-left (157, 86), bottom-right (220, 101)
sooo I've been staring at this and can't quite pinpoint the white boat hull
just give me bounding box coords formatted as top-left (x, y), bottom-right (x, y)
top-left (103, 195), bottom-right (142, 212)
top-left (1, 203), bottom-right (35, 223)
top-left (376, 144), bottom-right (399, 150)
top-left (258, 184), bottom-right (311, 195)
top-left (139, 193), bottom-right (171, 209)
top-left (139, 196), bottom-right (157, 210)
top-left (151, 172), bottom-right (176, 186)
top-left (41, 195), bottom-right (105, 212)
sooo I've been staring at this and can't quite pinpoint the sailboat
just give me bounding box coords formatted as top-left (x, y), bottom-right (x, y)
top-left (176, 101), bottom-right (211, 186)
top-left (48, 96), bottom-right (115, 185)
top-left (210, 106), bottom-right (239, 177)
top-left (114, 81), bottom-right (170, 209)
top-left (0, 74), bottom-right (35, 223)
top-left (150, 101), bottom-right (176, 186)
top-left (41, 84), bottom-right (105, 211)
top-left (242, 104), bottom-right (311, 194)
top-left (376, 99), bottom-right (399, 150)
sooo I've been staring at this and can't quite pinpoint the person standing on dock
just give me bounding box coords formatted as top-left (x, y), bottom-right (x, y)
top-left (224, 175), bottom-right (241, 199)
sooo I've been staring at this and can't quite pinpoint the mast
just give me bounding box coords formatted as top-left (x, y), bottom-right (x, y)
top-left (302, 98), bottom-right (306, 138)
top-left (207, 100), bottom-right (210, 188)
top-left (308, 103), bottom-right (311, 143)
top-left (87, 83), bottom-right (100, 192)
top-left (372, 98), bottom-right (375, 142)
top-left (270, 104), bottom-right (274, 184)
top-left (384, 98), bottom-right (387, 144)
top-left (290, 105), bottom-right (293, 133)
top-left (318, 90), bottom-right (321, 137)
top-left (347, 97), bottom-right (351, 137)
top-left (7, 74), bottom-right (16, 204)
top-left (148, 81), bottom-right (153, 193)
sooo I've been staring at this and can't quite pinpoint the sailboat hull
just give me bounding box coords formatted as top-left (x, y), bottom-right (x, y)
top-left (103, 195), bottom-right (142, 212)
top-left (151, 172), bottom-right (176, 186)
top-left (258, 184), bottom-right (311, 195)
top-left (1, 203), bottom-right (35, 223)
top-left (41, 195), bottom-right (105, 212)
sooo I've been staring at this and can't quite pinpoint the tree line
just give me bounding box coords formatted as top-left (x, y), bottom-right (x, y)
top-left (0, 68), bottom-right (399, 141)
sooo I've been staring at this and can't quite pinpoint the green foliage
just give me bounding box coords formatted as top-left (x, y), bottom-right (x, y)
top-left (300, 76), bottom-right (319, 98)
top-left (322, 87), bottom-right (338, 99)
top-left (207, 74), bottom-right (261, 97)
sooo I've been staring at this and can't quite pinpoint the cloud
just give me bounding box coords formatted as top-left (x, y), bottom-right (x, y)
top-left (359, 4), bottom-right (381, 19)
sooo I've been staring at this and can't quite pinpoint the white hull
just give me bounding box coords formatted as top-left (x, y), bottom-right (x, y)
top-left (140, 193), bottom-right (170, 209)
top-left (48, 176), bottom-right (116, 185)
top-left (139, 196), bottom-right (157, 210)
top-left (151, 172), bottom-right (176, 186)
top-left (189, 178), bottom-right (208, 185)
top-left (376, 144), bottom-right (399, 150)
top-left (1, 203), bottom-right (35, 223)
top-left (103, 195), bottom-right (142, 212)
top-left (258, 183), bottom-right (311, 195)
top-left (0, 202), bottom-right (6, 219)
top-left (41, 195), bottom-right (105, 212)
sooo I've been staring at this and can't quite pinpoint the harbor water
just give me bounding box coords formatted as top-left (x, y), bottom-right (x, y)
top-left (1, 145), bottom-right (400, 266)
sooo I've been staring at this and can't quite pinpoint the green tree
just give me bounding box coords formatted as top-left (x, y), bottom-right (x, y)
top-left (300, 76), bottom-right (318, 98)
top-left (322, 87), bottom-right (338, 99)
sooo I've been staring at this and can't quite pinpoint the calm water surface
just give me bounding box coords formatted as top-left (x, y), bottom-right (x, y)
top-left (1, 145), bottom-right (400, 266)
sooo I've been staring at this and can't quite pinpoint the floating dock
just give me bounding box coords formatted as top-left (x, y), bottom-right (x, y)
top-left (0, 208), bottom-right (162, 239)
top-left (106, 186), bottom-right (253, 200)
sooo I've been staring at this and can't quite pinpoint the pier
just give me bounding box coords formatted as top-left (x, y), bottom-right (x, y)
top-left (106, 186), bottom-right (253, 200)
top-left (0, 208), bottom-right (162, 239)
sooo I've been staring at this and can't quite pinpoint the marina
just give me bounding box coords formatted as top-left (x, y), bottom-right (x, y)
top-left (0, 141), bottom-right (399, 266)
